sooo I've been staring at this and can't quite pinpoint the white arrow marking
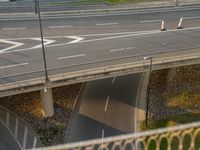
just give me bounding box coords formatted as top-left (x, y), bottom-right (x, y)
top-left (66, 36), bottom-right (85, 44)
top-left (31, 38), bottom-right (56, 49)
top-left (0, 39), bottom-right (24, 53)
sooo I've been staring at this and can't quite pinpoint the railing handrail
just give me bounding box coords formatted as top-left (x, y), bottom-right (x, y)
top-left (31, 120), bottom-right (200, 150)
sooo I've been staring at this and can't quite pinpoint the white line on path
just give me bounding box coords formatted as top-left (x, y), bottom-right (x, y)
top-left (96, 22), bottom-right (119, 26)
top-left (0, 63), bottom-right (29, 69)
top-left (110, 48), bottom-right (124, 52)
top-left (66, 36), bottom-right (85, 44)
top-left (101, 129), bottom-right (104, 150)
top-left (1, 26), bottom-right (200, 54)
top-left (110, 47), bottom-right (136, 52)
top-left (48, 25), bottom-right (73, 29)
top-left (183, 16), bottom-right (200, 20)
top-left (104, 96), bottom-right (110, 112)
top-left (0, 39), bottom-right (24, 53)
top-left (140, 19), bottom-right (161, 23)
top-left (58, 54), bottom-right (86, 60)
top-left (2, 27), bottom-right (26, 30)
top-left (112, 77), bottom-right (116, 84)
top-left (31, 38), bottom-right (56, 49)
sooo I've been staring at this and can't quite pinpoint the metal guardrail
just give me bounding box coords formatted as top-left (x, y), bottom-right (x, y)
top-left (31, 121), bottom-right (200, 150)
top-left (0, 105), bottom-right (42, 149)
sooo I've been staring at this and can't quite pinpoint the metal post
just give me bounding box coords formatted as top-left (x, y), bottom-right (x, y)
top-left (144, 56), bottom-right (152, 127)
top-left (35, 0), bottom-right (49, 82)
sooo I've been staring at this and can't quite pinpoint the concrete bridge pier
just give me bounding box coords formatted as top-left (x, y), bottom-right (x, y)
top-left (40, 88), bottom-right (54, 117)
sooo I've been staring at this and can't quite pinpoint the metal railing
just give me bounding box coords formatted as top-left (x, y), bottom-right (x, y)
top-left (32, 121), bottom-right (200, 150)
top-left (0, 105), bottom-right (42, 149)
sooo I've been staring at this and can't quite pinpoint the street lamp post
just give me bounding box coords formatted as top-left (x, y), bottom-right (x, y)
top-left (34, 0), bottom-right (49, 82)
top-left (144, 56), bottom-right (153, 127)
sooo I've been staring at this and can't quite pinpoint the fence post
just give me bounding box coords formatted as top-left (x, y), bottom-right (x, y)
top-left (14, 118), bottom-right (19, 138)
top-left (33, 137), bottom-right (37, 148)
top-left (6, 111), bottom-right (10, 126)
top-left (23, 126), bottom-right (28, 149)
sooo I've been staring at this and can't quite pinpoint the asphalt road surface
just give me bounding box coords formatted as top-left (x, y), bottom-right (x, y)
top-left (0, 121), bottom-right (21, 150)
top-left (67, 73), bottom-right (142, 143)
top-left (0, 6), bottom-right (200, 83)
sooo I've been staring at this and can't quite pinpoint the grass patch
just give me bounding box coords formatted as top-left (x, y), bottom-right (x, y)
top-left (166, 91), bottom-right (200, 109)
top-left (140, 112), bottom-right (200, 130)
top-left (37, 123), bottom-right (65, 145)
top-left (140, 112), bottom-right (200, 149)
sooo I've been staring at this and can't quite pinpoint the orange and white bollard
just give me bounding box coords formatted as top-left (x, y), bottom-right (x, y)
top-left (177, 18), bottom-right (183, 29)
top-left (160, 20), bottom-right (166, 31)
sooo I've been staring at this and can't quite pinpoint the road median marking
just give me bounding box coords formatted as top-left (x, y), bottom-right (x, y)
top-left (58, 54), bottom-right (86, 60)
top-left (66, 36), bottom-right (85, 44)
top-left (31, 38), bottom-right (56, 49)
top-left (0, 39), bottom-right (24, 53)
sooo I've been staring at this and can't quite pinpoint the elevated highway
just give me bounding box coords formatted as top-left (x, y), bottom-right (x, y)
top-left (0, 5), bottom-right (200, 116)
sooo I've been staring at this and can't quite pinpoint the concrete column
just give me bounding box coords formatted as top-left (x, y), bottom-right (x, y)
top-left (40, 88), bottom-right (54, 117)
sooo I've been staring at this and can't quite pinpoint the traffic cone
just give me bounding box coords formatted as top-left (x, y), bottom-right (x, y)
top-left (176, 18), bottom-right (183, 29)
top-left (160, 20), bottom-right (166, 31)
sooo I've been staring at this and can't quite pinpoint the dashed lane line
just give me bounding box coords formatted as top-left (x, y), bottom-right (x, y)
top-left (140, 19), bottom-right (161, 23)
top-left (112, 77), bottom-right (116, 84)
top-left (0, 63), bottom-right (29, 69)
top-left (1, 27), bottom-right (26, 30)
top-left (57, 54), bottom-right (86, 60)
top-left (110, 47), bottom-right (136, 52)
top-left (48, 25), bottom-right (73, 29)
top-left (104, 96), bottom-right (110, 112)
top-left (96, 22), bottom-right (119, 26)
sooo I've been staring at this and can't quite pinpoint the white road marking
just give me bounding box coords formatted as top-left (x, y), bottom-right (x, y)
top-left (66, 36), bottom-right (85, 44)
top-left (1, 26), bottom-right (200, 54)
top-left (31, 38), bottom-right (56, 49)
top-left (48, 25), bottom-right (73, 28)
top-left (112, 77), bottom-right (116, 84)
top-left (104, 96), bottom-right (110, 112)
top-left (101, 129), bottom-right (104, 150)
top-left (110, 48), bottom-right (124, 52)
top-left (126, 46), bottom-right (136, 50)
top-left (140, 19), bottom-right (161, 23)
top-left (0, 39), bottom-right (24, 53)
top-left (110, 47), bottom-right (136, 52)
top-left (2, 27), bottom-right (26, 30)
top-left (96, 22), bottom-right (119, 26)
top-left (0, 63), bottom-right (29, 69)
top-left (58, 54), bottom-right (86, 60)
top-left (183, 16), bottom-right (200, 20)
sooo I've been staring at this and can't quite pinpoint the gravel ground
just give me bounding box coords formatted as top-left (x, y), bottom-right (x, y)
top-left (149, 64), bottom-right (200, 120)
top-left (0, 83), bottom-right (82, 146)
